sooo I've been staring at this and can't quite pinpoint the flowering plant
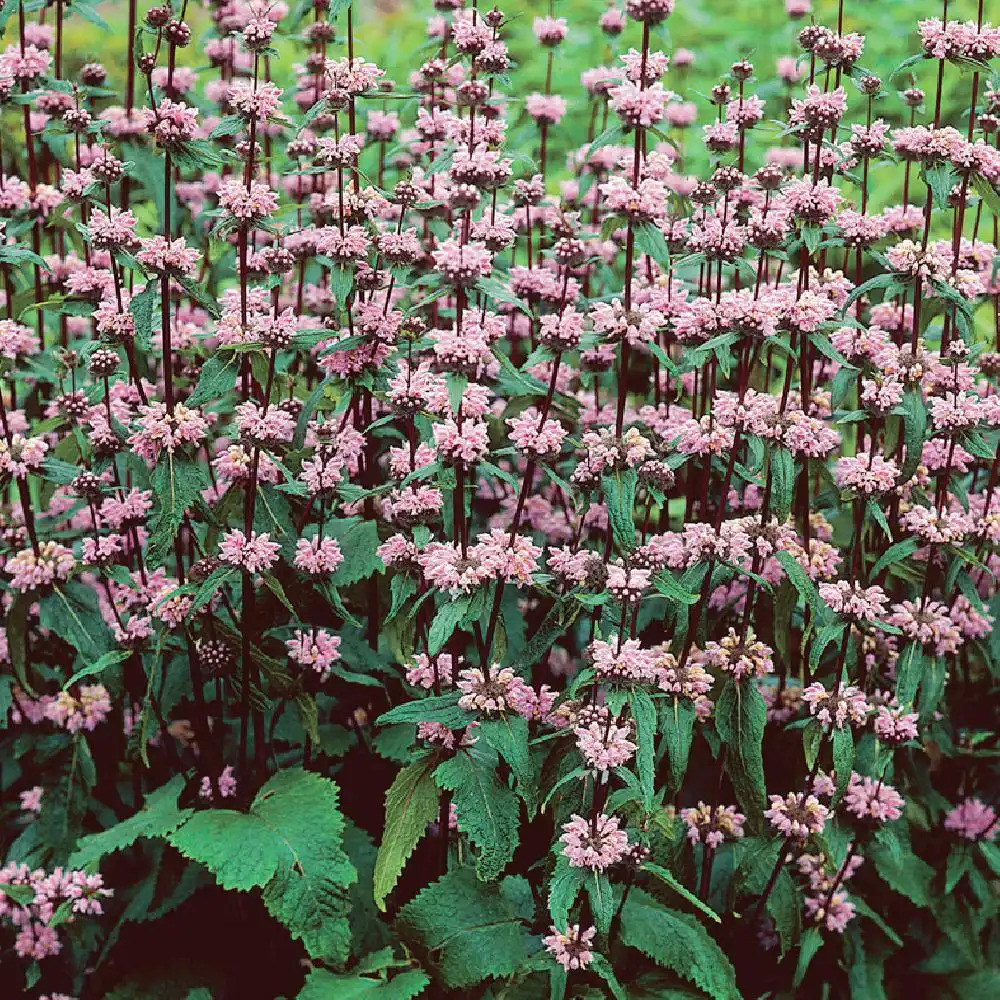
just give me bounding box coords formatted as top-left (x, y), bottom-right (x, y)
top-left (0, 0), bottom-right (999, 997)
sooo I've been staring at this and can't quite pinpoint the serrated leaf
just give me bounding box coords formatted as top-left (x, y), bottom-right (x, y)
top-left (479, 714), bottom-right (537, 815)
top-left (70, 775), bottom-right (193, 867)
top-left (715, 680), bottom-right (767, 829)
top-left (630, 689), bottom-right (657, 807)
top-left (148, 456), bottom-right (207, 565)
top-left (396, 868), bottom-right (540, 988)
top-left (325, 517), bottom-right (384, 586)
top-left (374, 757), bottom-right (440, 911)
top-left (619, 888), bottom-right (741, 1000)
top-left (643, 863), bottom-right (721, 923)
top-left (376, 693), bottom-right (474, 730)
top-left (662, 697), bottom-right (697, 790)
top-left (434, 745), bottom-right (520, 880)
top-left (297, 968), bottom-right (430, 1000)
top-left (603, 468), bottom-right (638, 553)
top-left (39, 582), bottom-right (112, 662)
top-left (167, 769), bottom-right (356, 962)
top-left (188, 353), bottom-right (240, 407)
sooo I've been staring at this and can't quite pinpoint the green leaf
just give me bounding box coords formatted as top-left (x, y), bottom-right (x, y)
top-left (794, 928), bottom-right (823, 988)
top-left (923, 162), bottom-right (956, 210)
top-left (63, 649), bottom-right (131, 690)
top-left (643, 863), bottom-right (721, 923)
top-left (427, 592), bottom-right (483, 657)
top-left (434, 745), bottom-right (520, 880)
top-left (770, 447), bottom-right (795, 524)
top-left (900, 388), bottom-right (927, 482)
top-left (662, 697), bottom-right (697, 790)
top-left (633, 221), bottom-right (671, 266)
top-left (167, 769), bottom-right (357, 963)
top-left (603, 467), bottom-right (638, 553)
top-left (589, 954), bottom-right (626, 1000)
top-left (129, 280), bottom-right (158, 342)
top-left (547, 858), bottom-right (587, 927)
top-left (297, 968), bottom-right (430, 1000)
top-left (396, 868), bottom-right (541, 989)
top-left (148, 456), bottom-right (207, 565)
top-left (325, 517), bottom-right (384, 586)
top-left (894, 641), bottom-right (925, 706)
top-left (39, 582), bottom-right (112, 662)
top-left (210, 114), bottom-right (247, 139)
top-left (871, 537), bottom-right (920, 580)
top-left (0, 882), bottom-right (35, 905)
top-left (479, 714), bottom-right (537, 815)
top-left (775, 550), bottom-right (821, 618)
top-left (715, 680), bottom-right (767, 828)
top-left (582, 871), bottom-right (613, 936)
top-left (70, 775), bottom-right (193, 867)
top-left (767, 868), bottom-right (801, 957)
top-left (376, 693), bottom-right (475, 730)
top-left (831, 726), bottom-right (854, 803)
top-left (619, 888), bottom-right (741, 1000)
top-left (374, 757), bottom-right (440, 911)
top-left (630, 689), bottom-right (658, 807)
top-left (188, 352), bottom-right (240, 407)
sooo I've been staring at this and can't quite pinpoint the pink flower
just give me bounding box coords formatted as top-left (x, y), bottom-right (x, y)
top-left (560, 813), bottom-right (629, 869)
top-left (4, 542), bottom-right (75, 593)
top-left (765, 792), bottom-right (829, 839)
top-left (701, 628), bottom-right (774, 681)
top-left (525, 93), bottom-right (568, 126)
top-left (200, 765), bottom-right (238, 801)
top-left (19, 786), bottom-right (43, 814)
top-left (457, 665), bottom-right (531, 715)
top-left (575, 719), bottom-right (637, 770)
top-left (218, 530), bottom-right (281, 574)
top-left (944, 798), bottom-right (998, 841)
top-left (843, 773), bottom-right (904, 824)
top-left (287, 629), bottom-right (342, 680)
top-left (682, 802), bottom-right (746, 849)
top-left (294, 536), bottom-right (344, 576)
top-left (544, 924), bottom-right (596, 971)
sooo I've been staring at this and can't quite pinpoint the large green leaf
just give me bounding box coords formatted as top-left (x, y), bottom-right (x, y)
top-left (620, 888), bottom-right (741, 1000)
top-left (374, 757), bottom-right (440, 911)
top-left (715, 680), bottom-right (767, 828)
top-left (396, 868), bottom-right (540, 989)
top-left (434, 744), bottom-right (520, 880)
top-left (71, 775), bottom-right (193, 868)
top-left (167, 769), bottom-right (357, 963)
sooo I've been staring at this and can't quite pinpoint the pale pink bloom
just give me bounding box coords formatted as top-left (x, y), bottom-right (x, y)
top-left (682, 802), bottom-right (745, 849)
top-left (944, 798), bottom-right (998, 841)
top-left (843, 773), bottom-right (904, 824)
top-left (765, 792), bottom-right (829, 839)
top-left (575, 719), bottom-right (637, 770)
top-left (456, 665), bottom-right (531, 715)
top-left (218, 530), bottom-right (281, 574)
top-left (293, 536), bottom-right (344, 576)
top-left (199, 765), bottom-right (238, 801)
top-left (19, 786), bottom-right (43, 814)
top-left (4, 542), bottom-right (75, 593)
top-left (544, 924), bottom-right (596, 971)
top-left (287, 629), bottom-right (342, 680)
top-left (561, 813), bottom-right (629, 870)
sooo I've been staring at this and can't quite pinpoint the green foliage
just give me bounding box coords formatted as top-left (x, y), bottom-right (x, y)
top-left (396, 868), bottom-right (541, 989)
top-left (70, 775), bottom-right (193, 868)
top-left (374, 756), bottom-right (440, 911)
top-left (167, 769), bottom-right (356, 963)
top-left (715, 680), bottom-right (767, 828)
top-left (434, 744), bottom-right (520, 880)
top-left (619, 888), bottom-right (741, 1000)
